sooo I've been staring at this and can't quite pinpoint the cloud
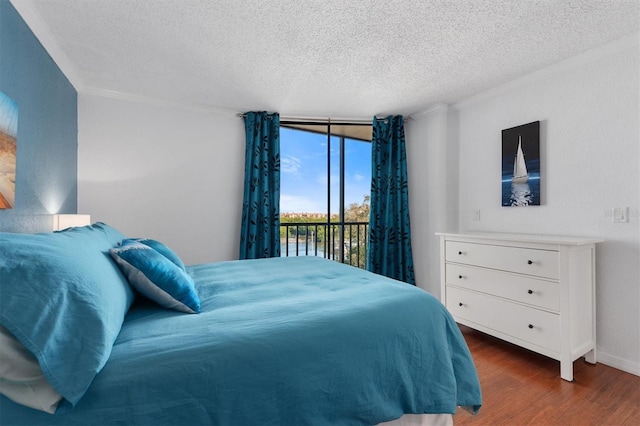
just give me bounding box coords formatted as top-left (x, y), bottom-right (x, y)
top-left (281, 156), bottom-right (302, 175)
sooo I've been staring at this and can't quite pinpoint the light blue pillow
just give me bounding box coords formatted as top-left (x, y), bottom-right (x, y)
top-left (110, 242), bottom-right (200, 314)
top-left (0, 223), bottom-right (134, 410)
top-left (120, 238), bottom-right (186, 271)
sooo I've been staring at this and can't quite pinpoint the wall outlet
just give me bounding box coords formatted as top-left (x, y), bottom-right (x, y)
top-left (472, 209), bottom-right (481, 221)
top-left (613, 207), bottom-right (628, 223)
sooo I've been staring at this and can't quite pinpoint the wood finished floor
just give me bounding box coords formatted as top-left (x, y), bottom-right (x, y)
top-left (453, 325), bottom-right (640, 426)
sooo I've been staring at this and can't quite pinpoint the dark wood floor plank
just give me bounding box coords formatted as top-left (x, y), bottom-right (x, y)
top-left (454, 326), bottom-right (640, 425)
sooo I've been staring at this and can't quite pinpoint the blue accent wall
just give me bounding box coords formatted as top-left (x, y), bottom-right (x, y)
top-left (0, 0), bottom-right (77, 232)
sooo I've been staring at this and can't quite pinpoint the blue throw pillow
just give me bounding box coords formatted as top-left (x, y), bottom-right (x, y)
top-left (110, 242), bottom-right (200, 314)
top-left (0, 223), bottom-right (135, 410)
top-left (120, 238), bottom-right (186, 271)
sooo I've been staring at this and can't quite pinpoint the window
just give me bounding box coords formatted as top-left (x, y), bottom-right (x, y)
top-left (279, 122), bottom-right (372, 268)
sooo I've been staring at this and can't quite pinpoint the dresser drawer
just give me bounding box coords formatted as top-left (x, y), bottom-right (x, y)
top-left (445, 241), bottom-right (559, 279)
top-left (445, 286), bottom-right (560, 352)
top-left (445, 263), bottom-right (559, 311)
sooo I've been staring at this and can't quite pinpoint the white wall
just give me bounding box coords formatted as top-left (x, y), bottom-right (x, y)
top-left (454, 36), bottom-right (639, 375)
top-left (406, 105), bottom-right (458, 296)
top-left (78, 94), bottom-right (245, 265)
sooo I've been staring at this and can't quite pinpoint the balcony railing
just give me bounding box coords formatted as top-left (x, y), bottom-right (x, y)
top-left (280, 221), bottom-right (369, 269)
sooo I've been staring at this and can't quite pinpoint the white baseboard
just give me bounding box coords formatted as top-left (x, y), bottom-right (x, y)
top-left (597, 351), bottom-right (640, 377)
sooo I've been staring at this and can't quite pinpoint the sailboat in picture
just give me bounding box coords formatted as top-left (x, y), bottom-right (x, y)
top-left (512, 136), bottom-right (528, 183)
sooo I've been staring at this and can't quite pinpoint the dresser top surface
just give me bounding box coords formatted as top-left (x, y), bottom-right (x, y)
top-left (435, 231), bottom-right (604, 246)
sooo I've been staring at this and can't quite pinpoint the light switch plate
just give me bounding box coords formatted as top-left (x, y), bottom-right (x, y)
top-left (613, 207), bottom-right (628, 223)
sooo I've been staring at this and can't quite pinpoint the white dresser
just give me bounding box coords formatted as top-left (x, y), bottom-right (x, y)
top-left (436, 232), bottom-right (603, 381)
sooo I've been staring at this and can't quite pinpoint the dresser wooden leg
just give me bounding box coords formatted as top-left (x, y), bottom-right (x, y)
top-left (560, 361), bottom-right (574, 382)
top-left (584, 348), bottom-right (596, 364)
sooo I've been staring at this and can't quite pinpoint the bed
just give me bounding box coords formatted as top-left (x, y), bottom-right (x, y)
top-left (0, 223), bottom-right (481, 425)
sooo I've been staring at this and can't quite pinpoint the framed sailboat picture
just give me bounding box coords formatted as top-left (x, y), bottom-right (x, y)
top-left (501, 121), bottom-right (540, 206)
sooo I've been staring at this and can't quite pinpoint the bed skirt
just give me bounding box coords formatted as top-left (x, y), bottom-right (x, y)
top-left (381, 413), bottom-right (453, 426)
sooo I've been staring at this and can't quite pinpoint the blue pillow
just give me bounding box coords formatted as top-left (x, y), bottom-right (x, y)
top-left (110, 242), bottom-right (200, 314)
top-left (120, 238), bottom-right (186, 271)
top-left (0, 223), bottom-right (135, 410)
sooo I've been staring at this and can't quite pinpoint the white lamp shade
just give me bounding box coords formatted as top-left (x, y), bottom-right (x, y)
top-left (52, 214), bottom-right (91, 231)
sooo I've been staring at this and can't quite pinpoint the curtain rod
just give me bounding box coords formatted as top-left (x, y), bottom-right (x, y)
top-left (235, 113), bottom-right (409, 124)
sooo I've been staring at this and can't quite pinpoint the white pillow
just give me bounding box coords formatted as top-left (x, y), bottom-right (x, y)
top-left (0, 325), bottom-right (62, 413)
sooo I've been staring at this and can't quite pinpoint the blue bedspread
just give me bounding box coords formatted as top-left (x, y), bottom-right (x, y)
top-left (1, 257), bottom-right (481, 425)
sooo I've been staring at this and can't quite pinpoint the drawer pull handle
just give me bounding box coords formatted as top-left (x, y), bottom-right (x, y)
top-left (458, 251), bottom-right (463, 255)
top-left (458, 302), bottom-right (464, 307)
top-left (527, 260), bottom-right (533, 265)
top-left (528, 324), bottom-right (534, 329)
top-left (528, 289), bottom-right (533, 294)
top-left (458, 275), bottom-right (463, 279)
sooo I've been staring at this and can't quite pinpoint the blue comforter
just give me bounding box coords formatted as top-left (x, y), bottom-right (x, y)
top-left (1, 257), bottom-right (481, 425)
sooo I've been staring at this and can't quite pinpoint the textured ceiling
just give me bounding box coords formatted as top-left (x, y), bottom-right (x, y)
top-left (14, 0), bottom-right (640, 118)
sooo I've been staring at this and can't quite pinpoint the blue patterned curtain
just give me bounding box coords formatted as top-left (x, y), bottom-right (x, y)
top-left (367, 115), bottom-right (415, 284)
top-left (239, 111), bottom-right (281, 259)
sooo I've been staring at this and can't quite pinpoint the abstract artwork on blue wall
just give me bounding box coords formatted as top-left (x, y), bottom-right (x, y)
top-left (0, 91), bottom-right (18, 209)
top-left (501, 121), bottom-right (541, 207)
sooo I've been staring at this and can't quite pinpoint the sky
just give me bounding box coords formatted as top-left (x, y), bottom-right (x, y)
top-left (0, 91), bottom-right (19, 138)
top-left (280, 127), bottom-right (371, 214)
